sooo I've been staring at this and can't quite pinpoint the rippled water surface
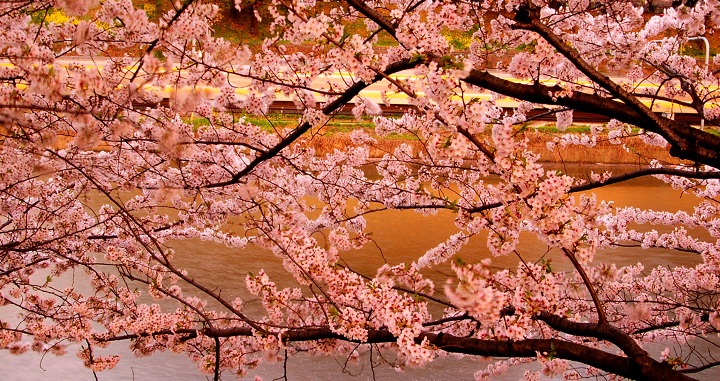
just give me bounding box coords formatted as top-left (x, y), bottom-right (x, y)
top-left (3, 164), bottom-right (719, 380)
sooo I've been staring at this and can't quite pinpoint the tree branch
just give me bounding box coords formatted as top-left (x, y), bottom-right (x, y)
top-left (509, 11), bottom-right (720, 168)
top-left (562, 248), bottom-right (606, 323)
top-left (344, 0), bottom-right (397, 38)
top-left (463, 167), bottom-right (720, 214)
top-left (99, 325), bottom-right (696, 380)
top-left (205, 57), bottom-right (425, 188)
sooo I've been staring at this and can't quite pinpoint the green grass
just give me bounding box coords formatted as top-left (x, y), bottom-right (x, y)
top-left (442, 27), bottom-right (480, 51)
top-left (680, 45), bottom-right (718, 59)
top-left (185, 113), bottom-right (422, 140)
top-left (189, 114), bottom-right (652, 142)
top-left (247, 114), bottom-right (378, 136)
top-left (528, 124), bottom-right (653, 135)
top-left (703, 127), bottom-right (720, 136)
top-left (530, 124), bottom-right (593, 134)
top-left (342, 18), bottom-right (398, 47)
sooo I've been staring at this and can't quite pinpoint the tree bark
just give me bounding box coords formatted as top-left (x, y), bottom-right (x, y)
top-left (101, 325), bottom-right (697, 381)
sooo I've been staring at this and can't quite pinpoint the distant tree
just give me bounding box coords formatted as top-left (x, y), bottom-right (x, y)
top-left (0, 0), bottom-right (719, 380)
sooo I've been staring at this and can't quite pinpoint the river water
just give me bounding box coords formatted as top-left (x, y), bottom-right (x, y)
top-left (2, 164), bottom-right (719, 380)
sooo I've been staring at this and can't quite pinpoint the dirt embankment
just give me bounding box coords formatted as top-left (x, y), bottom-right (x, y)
top-left (305, 133), bottom-right (688, 165)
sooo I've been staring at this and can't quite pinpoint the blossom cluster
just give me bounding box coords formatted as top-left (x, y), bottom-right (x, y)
top-left (1, 0), bottom-right (719, 379)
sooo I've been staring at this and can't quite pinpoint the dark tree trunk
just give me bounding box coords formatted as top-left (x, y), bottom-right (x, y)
top-left (249, 0), bottom-right (259, 36)
top-left (228, 0), bottom-right (261, 35)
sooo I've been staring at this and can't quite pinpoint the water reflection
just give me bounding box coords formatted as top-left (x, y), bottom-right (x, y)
top-left (2, 164), bottom-right (718, 380)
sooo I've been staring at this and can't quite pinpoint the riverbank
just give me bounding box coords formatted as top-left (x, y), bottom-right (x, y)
top-left (48, 120), bottom-right (688, 165)
top-left (303, 132), bottom-right (688, 165)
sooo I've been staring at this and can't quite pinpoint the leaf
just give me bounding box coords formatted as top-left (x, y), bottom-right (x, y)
top-left (440, 136), bottom-right (450, 149)
top-left (438, 55), bottom-right (462, 70)
top-left (153, 49), bottom-right (167, 62)
top-left (409, 53), bottom-right (426, 64)
top-left (541, 259), bottom-right (553, 273)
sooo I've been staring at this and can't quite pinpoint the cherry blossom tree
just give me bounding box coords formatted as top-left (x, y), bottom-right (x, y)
top-left (1, 0), bottom-right (720, 380)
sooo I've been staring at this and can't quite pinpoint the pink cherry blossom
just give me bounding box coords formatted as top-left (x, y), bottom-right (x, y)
top-left (1, 1), bottom-right (720, 380)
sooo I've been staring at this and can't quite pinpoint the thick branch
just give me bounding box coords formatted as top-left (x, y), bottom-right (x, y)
top-left (536, 313), bottom-right (695, 380)
top-left (345, 0), bottom-right (396, 38)
top-left (462, 69), bottom-right (720, 168)
top-left (205, 57), bottom-right (424, 188)
top-left (508, 12), bottom-right (720, 168)
top-left (515, 12), bottom-right (658, 124)
top-left (463, 70), bottom-right (646, 126)
top-left (537, 312), bottom-right (646, 358)
top-left (100, 326), bottom-right (695, 380)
